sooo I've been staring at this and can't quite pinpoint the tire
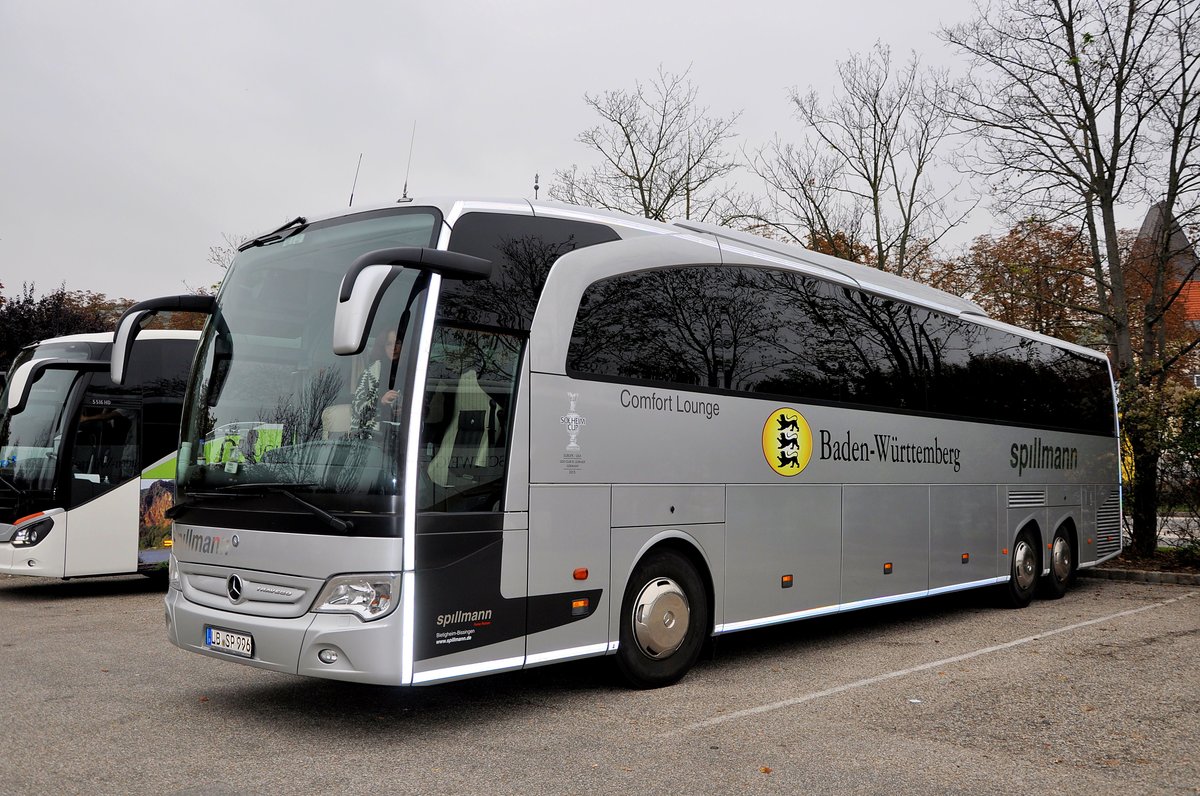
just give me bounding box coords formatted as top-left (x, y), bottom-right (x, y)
top-left (141, 567), bottom-right (169, 586)
top-left (1038, 527), bottom-right (1074, 600)
top-left (615, 550), bottom-right (709, 689)
top-left (999, 527), bottom-right (1040, 608)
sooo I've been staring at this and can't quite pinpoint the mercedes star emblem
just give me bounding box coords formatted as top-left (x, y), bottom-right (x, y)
top-left (227, 574), bottom-right (244, 603)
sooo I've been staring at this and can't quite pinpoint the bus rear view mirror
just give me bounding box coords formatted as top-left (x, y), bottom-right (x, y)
top-left (111, 294), bottom-right (216, 385)
top-left (333, 247), bottom-right (491, 356)
top-left (7, 359), bottom-right (108, 414)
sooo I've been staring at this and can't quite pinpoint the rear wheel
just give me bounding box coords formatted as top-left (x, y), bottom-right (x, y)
top-left (615, 550), bottom-right (708, 689)
top-left (1000, 528), bottom-right (1039, 608)
top-left (1039, 527), bottom-right (1074, 599)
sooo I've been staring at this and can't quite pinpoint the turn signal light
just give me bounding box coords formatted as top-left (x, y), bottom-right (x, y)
top-left (883, 562), bottom-right (893, 575)
top-left (781, 574), bottom-right (793, 589)
top-left (962, 553), bottom-right (970, 564)
top-left (573, 568), bottom-right (588, 581)
top-left (571, 597), bottom-right (589, 617)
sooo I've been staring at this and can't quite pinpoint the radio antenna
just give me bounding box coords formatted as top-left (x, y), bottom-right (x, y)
top-left (401, 121), bottom-right (417, 200)
top-left (348, 153), bottom-right (363, 207)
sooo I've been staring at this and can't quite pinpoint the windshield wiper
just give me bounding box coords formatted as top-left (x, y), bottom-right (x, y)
top-left (237, 217), bottom-right (308, 251)
top-left (0, 473), bottom-right (24, 495)
top-left (174, 482), bottom-right (354, 533)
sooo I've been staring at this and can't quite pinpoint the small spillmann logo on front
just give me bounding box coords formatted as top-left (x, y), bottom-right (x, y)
top-left (436, 608), bottom-right (494, 627)
top-left (174, 528), bottom-right (236, 555)
top-left (762, 408), bottom-right (813, 476)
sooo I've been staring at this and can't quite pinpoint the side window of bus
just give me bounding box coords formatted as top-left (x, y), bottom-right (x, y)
top-left (567, 266), bottom-right (1116, 436)
top-left (418, 324), bottom-right (523, 512)
top-left (68, 401), bottom-right (140, 507)
top-left (443, 213), bottom-right (620, 329)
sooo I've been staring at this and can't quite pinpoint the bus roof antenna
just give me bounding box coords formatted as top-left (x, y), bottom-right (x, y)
top-left (348, 153), bottom-right (363, 207)
top-left (400, 121), bottom-right (417, 201)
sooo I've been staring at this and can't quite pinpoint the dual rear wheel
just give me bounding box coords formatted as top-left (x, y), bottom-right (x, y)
top-left (1001, 526), bottom-right (1075, 607)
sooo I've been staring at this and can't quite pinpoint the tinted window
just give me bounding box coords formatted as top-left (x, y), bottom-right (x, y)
top-left (444, 213), bottom-right (620, 329)
top-left (567, 266), bottom-right (1114, 435)
top-left (417, 323), bottom-right (523, 512)
top-left (67, 400), bottom-right (139, 508)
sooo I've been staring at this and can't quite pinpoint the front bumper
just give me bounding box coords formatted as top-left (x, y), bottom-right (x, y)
top-left (165, 587), bottom-right (406, 685)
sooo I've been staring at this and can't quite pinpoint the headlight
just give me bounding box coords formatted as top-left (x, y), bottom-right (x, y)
top-left (313, 573), bottom-right (400, 621)
top-left (168, 554), bottom-right (181, 590)
top-left (11, 517), bottom-right (54, 547)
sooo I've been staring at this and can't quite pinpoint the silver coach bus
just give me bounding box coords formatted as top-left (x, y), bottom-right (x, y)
top-left (1, 331), bottom-right (199, 579)
top-left (112, 199), bottom-right (1120, 688)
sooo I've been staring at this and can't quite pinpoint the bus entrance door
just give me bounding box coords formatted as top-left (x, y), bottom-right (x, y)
top-left (62, 399), bottom-right (141, 577)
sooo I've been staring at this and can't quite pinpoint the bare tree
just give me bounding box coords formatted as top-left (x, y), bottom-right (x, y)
top-left (549, 67), bottom-right (744, 222)
top-left (208, 232), bottom-right (251, 273)
top-left (942, 0), bottom-right (1200, 554)
top-left (188, 231), bottom-right (254, 296)
top-left (751, 42), bottom-right (971, 277)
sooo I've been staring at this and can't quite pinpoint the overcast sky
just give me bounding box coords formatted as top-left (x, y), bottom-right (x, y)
top-left (2, 0), bottom-right (981, 300)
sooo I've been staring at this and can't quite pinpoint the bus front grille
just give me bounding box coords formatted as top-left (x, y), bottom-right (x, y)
top-left (180, 565), bottom-right (323, 618)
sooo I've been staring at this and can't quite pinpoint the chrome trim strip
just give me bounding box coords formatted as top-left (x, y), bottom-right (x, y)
top-left (716, 579), bottom-right (1010, 634)
top-left (838, 589), bottom-right (931, 612)
top-left (412, 655), bottom-right (525, 684)
top-left (927, 577), bottom-right (1006, 596)
top-left (715, 603), bottom-right (839, 634)
top-left (401, 274), bottom-right (442, 686)
top-left (524, 642), bottom-right (609, 666)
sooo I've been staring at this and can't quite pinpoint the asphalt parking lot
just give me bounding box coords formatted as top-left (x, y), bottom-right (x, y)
top-left (1, 574), bottom-right (1196, 796)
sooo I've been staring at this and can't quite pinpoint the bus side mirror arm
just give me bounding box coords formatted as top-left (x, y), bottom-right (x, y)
top-left (7, 359), bottom-right (108, 414)
top-left (333, 247), bottom-right (491, 356)
top-left (111, 294), bottom-right (216, 385)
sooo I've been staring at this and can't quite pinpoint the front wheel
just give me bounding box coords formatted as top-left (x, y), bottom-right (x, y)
top-left (999, 528), bottom-right (1040, 608)
top-left (615, 550), bottom-right (709, 689)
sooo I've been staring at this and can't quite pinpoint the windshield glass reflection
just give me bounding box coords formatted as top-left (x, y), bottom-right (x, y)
top-left (177, 209), bottom-right (439, 510)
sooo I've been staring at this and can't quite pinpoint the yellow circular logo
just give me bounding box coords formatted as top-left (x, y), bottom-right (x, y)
top-left (762, 408), bottom-right (813, 476)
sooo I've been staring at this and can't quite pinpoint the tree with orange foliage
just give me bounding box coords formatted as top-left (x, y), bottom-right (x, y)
top-left (961, 220), bottom-right (1098, 343)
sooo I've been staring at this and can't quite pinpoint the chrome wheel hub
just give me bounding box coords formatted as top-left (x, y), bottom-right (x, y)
top-left (1013, 539), bottom-right (1037, 590)
top-left (1051, 536), bottom-right (1071, 581)
top-left (631, 577), bottom-right (690, 659)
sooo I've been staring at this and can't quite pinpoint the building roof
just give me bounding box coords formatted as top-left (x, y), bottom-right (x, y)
top-left (1136, 201), bottom-right (1200, 284)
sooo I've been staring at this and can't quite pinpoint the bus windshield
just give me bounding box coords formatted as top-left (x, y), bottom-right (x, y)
top-left (0, 341), bottom-right (98, 514)
top-left (177, 209), bottom-right (439, 512)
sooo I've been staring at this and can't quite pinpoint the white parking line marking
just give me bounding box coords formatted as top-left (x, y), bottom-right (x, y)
top-left (672, 590), bottom-right (1198, 736)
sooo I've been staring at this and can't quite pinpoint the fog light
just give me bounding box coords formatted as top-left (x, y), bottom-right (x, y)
top-left (318, 649), bottom-right (339, 664)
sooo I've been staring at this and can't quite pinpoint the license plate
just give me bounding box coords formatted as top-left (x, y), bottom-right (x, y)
top-left (205, 626), bottom-right (253, 658)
